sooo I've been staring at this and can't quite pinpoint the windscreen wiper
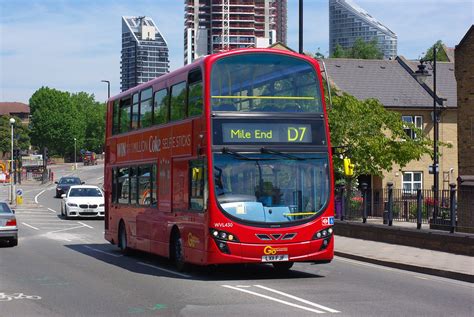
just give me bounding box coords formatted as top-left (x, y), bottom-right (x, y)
top-left (260, 148), bottom-right (304, 160)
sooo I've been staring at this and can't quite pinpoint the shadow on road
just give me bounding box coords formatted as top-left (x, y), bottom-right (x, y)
top-left (65, 243), bottom-right (326, 281)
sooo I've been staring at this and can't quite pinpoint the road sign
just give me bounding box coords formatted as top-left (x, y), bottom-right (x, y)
top-left (16, 188), bottom-right (23, 196)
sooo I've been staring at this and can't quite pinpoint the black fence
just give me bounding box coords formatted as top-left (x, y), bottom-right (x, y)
top-left (335, 185), bottom-right (469, 233)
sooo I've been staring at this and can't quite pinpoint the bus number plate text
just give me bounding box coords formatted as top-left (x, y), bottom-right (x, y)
top-left (261, 254), bottom-right (289, 262)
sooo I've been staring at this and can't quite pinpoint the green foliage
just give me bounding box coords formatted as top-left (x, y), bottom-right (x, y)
top-left (328, 93), bottom-right (433, 177)
top-left (331, 38), bottom-right (383, 59)
top-left (423, 40), bottom-right (449, 62)
top-left (0, 116), bottom-right (30, 154)
top-left (29, 87), bottom-right (105, 157)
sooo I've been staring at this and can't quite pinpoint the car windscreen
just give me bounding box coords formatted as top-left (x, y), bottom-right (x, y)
top-left (60, 178), bottom-right (81, 184)
top-left (69, 188), bottom-right (102, 197)
top-left (0, 203), bottom-right (13, 214)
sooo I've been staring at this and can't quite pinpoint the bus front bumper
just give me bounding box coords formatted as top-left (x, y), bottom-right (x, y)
top-left (206, 236), bottom-right (334, 265)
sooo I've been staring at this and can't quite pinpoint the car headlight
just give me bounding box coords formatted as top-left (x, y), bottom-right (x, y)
top-left (57, 187), bottom-right (62, 190)
top-left (67, 202), bottom-right (78, 207)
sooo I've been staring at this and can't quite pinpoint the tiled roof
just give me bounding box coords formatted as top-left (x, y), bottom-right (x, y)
top-left (404, 60), bottom-right (457, 108)
top-left (0, 102), bottom-right (30, 115)
top-left (322, 58), bottom-right (437, 108)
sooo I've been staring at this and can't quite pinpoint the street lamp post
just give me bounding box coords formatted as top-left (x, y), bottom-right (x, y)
top-left (74, 138), bottom-right (77, 170)
top-left (415, 46), bottom-right (443, 219)
top-left (9, 118), bottom-right (15, 204)
top-left (299, 0), bottom-right (303, 54)
top-left (101, 80), bottom-right (111, 99)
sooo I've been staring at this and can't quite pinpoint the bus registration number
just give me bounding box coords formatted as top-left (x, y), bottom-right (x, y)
top-left (261, 254), bottom-right (289, 262)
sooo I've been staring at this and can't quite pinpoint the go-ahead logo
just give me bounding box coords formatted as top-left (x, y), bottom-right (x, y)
top-left (263, 246), bottom-right (288, 255)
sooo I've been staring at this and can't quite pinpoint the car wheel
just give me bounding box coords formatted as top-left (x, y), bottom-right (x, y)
top-left (272, 262), bottom-right (294, 273)
top-left (63, 206), bottom-right (68, 219)
top-left (171, 231), bottom-right (189, 272)
top-left (118, 222), bottom-right (130, 254)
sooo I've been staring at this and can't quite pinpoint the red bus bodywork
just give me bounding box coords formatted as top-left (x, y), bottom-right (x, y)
top-left (104, 48), bottom-right (334, 268)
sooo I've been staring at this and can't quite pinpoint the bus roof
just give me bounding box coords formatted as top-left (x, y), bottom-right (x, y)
top-left (109, 48), bottom-right (316, 102)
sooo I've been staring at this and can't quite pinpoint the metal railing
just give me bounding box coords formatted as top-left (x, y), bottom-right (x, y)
top-left (335, 184), bottom-right (472, 233)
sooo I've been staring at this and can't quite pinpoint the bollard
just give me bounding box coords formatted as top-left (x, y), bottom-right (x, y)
top-left (416, 189), bottom-right (422, 229)
top-left (387, 182), bottom-right (394, 226)
top-left (449, 183), bottom-right (456, 234)
top-left (361, 183), bottom-right (368, 223)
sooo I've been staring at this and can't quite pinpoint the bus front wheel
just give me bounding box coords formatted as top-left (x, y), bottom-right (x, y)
top-left (171, 232), bottom-right (189, 272)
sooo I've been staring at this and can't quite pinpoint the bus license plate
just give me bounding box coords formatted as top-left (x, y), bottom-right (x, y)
top-left (261, 254), bottom-right (289, 262)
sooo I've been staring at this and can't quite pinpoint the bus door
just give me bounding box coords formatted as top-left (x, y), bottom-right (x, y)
top-left (172, 158), bottom-right (207, 263)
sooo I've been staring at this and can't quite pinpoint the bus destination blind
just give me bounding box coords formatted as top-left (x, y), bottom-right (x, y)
top-left (221, 122), bottom-right (312, 144)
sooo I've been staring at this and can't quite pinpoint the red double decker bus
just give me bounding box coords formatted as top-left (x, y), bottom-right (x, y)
top-left (104, 48), bottom-right (334, 271)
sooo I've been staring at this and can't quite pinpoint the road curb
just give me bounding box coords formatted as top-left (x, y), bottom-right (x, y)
top-left (335, 251), bottom-right (474, 283)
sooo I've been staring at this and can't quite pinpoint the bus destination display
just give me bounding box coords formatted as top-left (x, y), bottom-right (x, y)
top-left (221, 122), bottom-right (312, 143)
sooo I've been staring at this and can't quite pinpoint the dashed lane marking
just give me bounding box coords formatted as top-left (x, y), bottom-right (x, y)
top-left (77, 221), bottom-right (93, 229)
top-left (21, 222), bottom-right (40, 230)
top-left (47, 208), bottom-right (57, 213)
top-left (47, 226), bottom-right (86, 234)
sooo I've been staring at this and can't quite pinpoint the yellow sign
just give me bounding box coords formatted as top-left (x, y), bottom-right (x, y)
top-left (263, 246), bottom-right (288, 255)
top-left (344, 158), bottom-right (355, 176)
top-left (187, 232), bottom-right (200, 248)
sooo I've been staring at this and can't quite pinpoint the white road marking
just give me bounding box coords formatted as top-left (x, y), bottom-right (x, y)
top-left (47, 208), bottom-right (57, 213)
top-left (78, 221), bottom-right (93, 229)
top-left (97, 176), bottom-right (104, 180)
top-left (82, 245), bottom-right (123, 258)
top-left (137, 262), bottom-right (192, 279)
top-left (22, 222), bottom-right (40, 230)
top-left (47, 226), bottom-right (85, 234)
top-left (254, 285), bottom-right (340, 313)
top-left (222, 285), bottom-right (327, 314)
top-left (34, 190), bottom-right (46, 204)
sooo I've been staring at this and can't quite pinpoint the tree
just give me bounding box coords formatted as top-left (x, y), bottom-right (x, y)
top-left (331, 38), bottom-right (383, 60)
top-left (29, 87), bottom-right (105, 157)
top-left (328, 93), bottom-right (433, 178)
top-left (423, 40), bottom-right (449, 62)
top-left (0, 116), bottom-right (30, 155)
top-left (332, 44), bottom-right (346, 58)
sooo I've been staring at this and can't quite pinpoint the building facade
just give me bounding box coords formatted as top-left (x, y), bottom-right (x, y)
top-left (121, 16), bottom-right (169, 92)
top-left (184, 0), bottom-right (287, 65)
top-left (329, 0), bottom-right (397, 59)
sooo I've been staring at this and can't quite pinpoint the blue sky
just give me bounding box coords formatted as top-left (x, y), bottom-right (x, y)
top-left (0, 0), bottom-right (473, 103)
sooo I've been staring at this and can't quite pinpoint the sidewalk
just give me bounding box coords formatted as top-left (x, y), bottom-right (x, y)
top-left (334, 231), bottom-right (474, 283)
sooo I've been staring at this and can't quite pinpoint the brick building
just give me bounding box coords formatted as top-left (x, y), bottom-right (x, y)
top-left (455, 25), bottom-right (474, 233)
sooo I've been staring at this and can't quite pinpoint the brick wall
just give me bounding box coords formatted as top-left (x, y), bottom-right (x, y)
top-left (455, 26), bottom-right (474, 233)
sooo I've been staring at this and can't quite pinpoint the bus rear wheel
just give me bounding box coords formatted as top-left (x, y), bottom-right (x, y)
top-left (171, 232), bottom-right (189, 272)
top-left (118, 222), bottom-right (129, 254)
top-left (272, 262), bottom-right (294, 272)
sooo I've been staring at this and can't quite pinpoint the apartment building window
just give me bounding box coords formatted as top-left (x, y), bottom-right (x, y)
top-left (402, 172), bottom-right (422, 193)
top-left (402, 115), bottom-right (423, 139)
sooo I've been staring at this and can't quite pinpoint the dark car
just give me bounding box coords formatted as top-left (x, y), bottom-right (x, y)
top-left (55, 177), bottom-right (84, 198)
top-left (0, 202), bottom-right (18, 247)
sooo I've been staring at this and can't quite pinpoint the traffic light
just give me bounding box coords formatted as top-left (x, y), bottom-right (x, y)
top-left (43, 147), bottom-right (49, 160)
top-left (343, 157), bottom-right (355, 176)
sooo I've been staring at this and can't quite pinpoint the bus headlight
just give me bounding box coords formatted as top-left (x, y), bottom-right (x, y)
top-left (209, 228), bottom-right (239, 242)
top-left (313, 227), bottom-right (333, 251)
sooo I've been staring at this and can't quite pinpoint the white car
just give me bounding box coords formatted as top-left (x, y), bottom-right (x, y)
top-left (61, 185), bottom-right (105, 219)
